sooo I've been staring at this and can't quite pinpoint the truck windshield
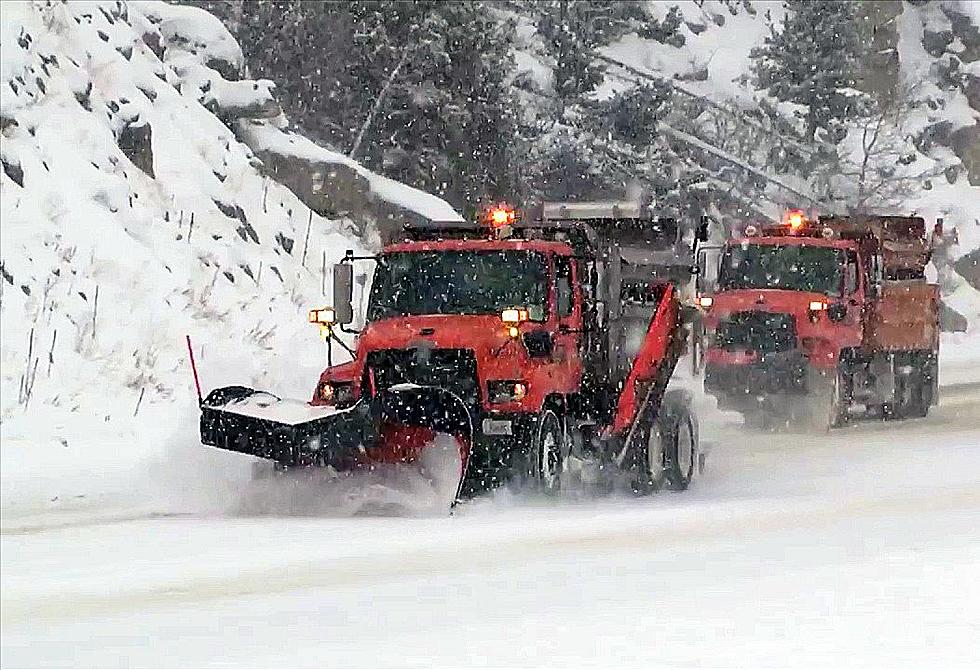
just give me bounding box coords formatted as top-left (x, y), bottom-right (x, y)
top-left (718, 244), bottom-right (844, 296)
top-left (367, 250), bottom-right (548, 321)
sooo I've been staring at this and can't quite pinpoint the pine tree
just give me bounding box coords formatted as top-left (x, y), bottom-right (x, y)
top-left (751, 1), bottom-right (871, 143)
top-left (223, 1), bottom-right (518, 213)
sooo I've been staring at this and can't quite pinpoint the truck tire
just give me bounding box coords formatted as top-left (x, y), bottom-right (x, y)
top-left (523, 410), bottom-right (563, 495)
top-left (632, 390), bottom-right (697, 493)
top-left (662, 390), bottom-right (698, 491)
top-left (630, 413), bottom-right (666, 495)
top-left (808, 368), bottom-right (849, 431)
top-left (907, 370), bottom-right (932, 418)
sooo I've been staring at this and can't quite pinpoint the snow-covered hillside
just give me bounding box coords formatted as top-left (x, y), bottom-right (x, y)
top-left (515, 0), bottom-right (979, 254)
top-left (0, 1), bottom-right (457, 508)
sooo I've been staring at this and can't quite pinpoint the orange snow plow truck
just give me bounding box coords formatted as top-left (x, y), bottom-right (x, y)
top-left (197, 200), bottom-right (707, 505)
top-left (696, 211), bottom-right (941, 429)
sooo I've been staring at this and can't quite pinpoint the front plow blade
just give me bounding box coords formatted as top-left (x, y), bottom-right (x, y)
top-left (200, 385), bottom-right (473, 503)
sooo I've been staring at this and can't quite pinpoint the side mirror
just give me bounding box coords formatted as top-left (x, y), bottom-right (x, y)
top-left (828, 303), bottom-right (847, 323)
top-left (333, 262), bottom-right (354, 325)
top-left (522, 329), bottom-right (553, 358)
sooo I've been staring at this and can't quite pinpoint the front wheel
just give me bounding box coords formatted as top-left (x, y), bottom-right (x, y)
top-left (520, 410), bottom-right (563, 495)
top-left (808, 367), bottom-right (850, 431)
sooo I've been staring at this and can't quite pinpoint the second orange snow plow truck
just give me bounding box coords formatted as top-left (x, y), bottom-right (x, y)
top-left (696, 211), bottom-right (941, 429)
top-left (199, 201), bottom-right (705, 501)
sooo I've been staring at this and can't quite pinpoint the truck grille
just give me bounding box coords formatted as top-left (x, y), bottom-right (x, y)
top-left (716, 311), bottom-right (797, 353)
top-left (366, 348), bottom-right (480, 405)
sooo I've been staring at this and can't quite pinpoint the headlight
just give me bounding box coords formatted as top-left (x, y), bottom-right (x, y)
top-left (317, 380), bottom-right (355, 407)
top-left (487, 380), bottom-right (528, 404)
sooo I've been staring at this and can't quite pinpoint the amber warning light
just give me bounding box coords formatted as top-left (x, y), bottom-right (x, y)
top-left (785, 209), bottom-right (806, 231)
top-left (486, 205), bottom-right (516, 227)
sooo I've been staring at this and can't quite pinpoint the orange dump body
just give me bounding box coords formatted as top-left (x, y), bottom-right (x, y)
top-left (866, 281), bottom-right (940, 352)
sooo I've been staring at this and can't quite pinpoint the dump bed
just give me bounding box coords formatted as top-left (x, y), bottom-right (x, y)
top-left (819, 215), bottom-right (931, 277)
top-left (817, 215), bottom-right (939, 353)
top-left (866, 281), bottom-right (939, 352)
top-left (529, 199), bottom-right (696, 382)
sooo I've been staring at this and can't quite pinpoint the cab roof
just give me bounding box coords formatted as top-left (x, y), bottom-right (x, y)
top-left (728, 235), bottom-right (859, 250)
top-left (383, 237), bottom-right (575, 255)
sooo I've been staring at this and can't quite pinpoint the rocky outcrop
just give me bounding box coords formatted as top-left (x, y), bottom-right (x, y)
top-left (939, 300), bottom-right (969, 332)
top-left (141, 2), bottom-right (459, 239)
top-left (239, 121), bottom-right (462, 242)
top-left (117, 120), bottom-right (154, 178)
top-left (954, 247), bottom-right (980, 292)
top-left (251, 141), bottom-right (374, 224)
top-left (949, 122), bottom-right (980, 185)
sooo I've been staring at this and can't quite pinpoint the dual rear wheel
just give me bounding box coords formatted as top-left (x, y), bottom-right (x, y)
top-left (632, 390), bottom-right (698, 494)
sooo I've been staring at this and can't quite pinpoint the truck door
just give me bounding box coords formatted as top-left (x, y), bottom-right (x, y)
top-left (838, 250), bottom-right (865, 347)
top-left (553, 255), bottom-right (584, 387)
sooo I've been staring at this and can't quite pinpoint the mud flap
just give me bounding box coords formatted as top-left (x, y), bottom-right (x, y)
top-left (200, 384), bottom-right (473, 503)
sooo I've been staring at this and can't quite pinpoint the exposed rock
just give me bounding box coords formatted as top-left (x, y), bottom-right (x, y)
top-left (913, 119), bottom-right (952, 154)
top-left (117, 120), bottom-right (154, 178)
top-left (675, 67), bottom-right (709, 82)
top-left (965, 73), bottom-right (980, 113)
top-left (252, 147), bottom-right (374, 228)
top-left (2, 156), bottom-right (24, 186)
top-left (922, 29), bottom-right (954, 58)
top-left (855, 0), bottom-right (902, 97)
top-left (239, 122), bottom-right (461, 241)
top-left (141, 31), bottom-right (164, 61)
top-left (954, 248), bottom-right (980, 292)
top-left (942, 3), bottom-right (980, 62)
top-left (949, 122), bottom-right (980, 185)
top-left (207, 79), bottom-right (281, 123)
top-left (939, 300), bottom-right (968, 332)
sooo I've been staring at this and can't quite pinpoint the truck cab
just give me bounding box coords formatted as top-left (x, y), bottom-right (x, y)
top-left (315, 237), bottom-right (585, 426)
top-left (697, 211), bottom-right (940, 428)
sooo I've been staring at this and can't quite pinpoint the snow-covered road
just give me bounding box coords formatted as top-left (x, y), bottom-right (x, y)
top-left (3, 388), bottom-right (979, 668)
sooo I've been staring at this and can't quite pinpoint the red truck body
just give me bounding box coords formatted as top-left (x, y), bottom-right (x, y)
top-left (698, 213), bottom-right (940, 428)
top-left (200, 202), bottom-right (703, 501)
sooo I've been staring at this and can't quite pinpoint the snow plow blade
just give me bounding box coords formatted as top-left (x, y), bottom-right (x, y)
top-left (199, 385), bottom-right (472, 491)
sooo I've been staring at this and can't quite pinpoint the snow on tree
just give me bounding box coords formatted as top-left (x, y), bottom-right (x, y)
top-left (198, 0), bottom-right (519, 215)
top-left (751, 0), bottom-right (872, 143)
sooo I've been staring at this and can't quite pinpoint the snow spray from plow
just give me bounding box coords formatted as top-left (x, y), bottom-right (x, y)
top-left (188, 335), bottom-right (472, 510)
top-left (196, 380), bottom-right (473, 508)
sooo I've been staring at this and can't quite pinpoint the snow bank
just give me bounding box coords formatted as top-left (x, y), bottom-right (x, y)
top-left (0, 0), bottom-right (454, 513)
top-left (132, 0), bottom-right (243, 79)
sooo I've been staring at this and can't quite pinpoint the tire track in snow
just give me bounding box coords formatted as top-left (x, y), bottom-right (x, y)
top-left (4, 483), bottom-right (978, 626)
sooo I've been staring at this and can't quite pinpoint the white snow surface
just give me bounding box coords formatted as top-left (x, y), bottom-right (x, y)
top-left (2, 386), bottom-right (979, 668)
top-left (213, 392), bottom-right (344, 425)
